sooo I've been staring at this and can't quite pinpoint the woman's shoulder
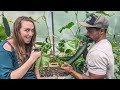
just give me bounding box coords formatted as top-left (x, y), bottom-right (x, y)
top-left (0, 40), bottom-right (13, 52)
top-left (0, 40), bottom-right (7, 51)
top-left (0, 40), bottom-right (7, 45)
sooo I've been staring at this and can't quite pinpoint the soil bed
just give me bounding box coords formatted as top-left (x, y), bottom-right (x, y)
top-left (40, 62), bottom-right (68, 79)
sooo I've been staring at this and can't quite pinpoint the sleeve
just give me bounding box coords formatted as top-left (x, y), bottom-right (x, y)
top-left (87, 51), bottom-right (108, 75)
top-left (0, 51), bottom-right (14, 79)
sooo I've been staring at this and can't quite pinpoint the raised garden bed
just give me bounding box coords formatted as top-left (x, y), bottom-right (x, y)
top-left (40, 62), bottom-right (68, 79)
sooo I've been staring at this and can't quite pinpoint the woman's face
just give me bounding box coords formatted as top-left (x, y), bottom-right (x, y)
top-left (19, 21), bottom-right (35, 44)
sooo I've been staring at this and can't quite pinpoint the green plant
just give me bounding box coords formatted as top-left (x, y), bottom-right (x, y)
top-left (110, 39), bottom-right (120, 79)
top-left (2, 12), bottom-right (11, 37)
top-left (35, 41), bottom-right (52, 70)
top-left (0, 25), bottom-right (7, 41)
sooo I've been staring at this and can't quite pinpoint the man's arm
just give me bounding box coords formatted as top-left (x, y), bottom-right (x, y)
top-left (69, 69), bottom-right (105, 79)
top-left (61, 62), bottom-right (105, 79)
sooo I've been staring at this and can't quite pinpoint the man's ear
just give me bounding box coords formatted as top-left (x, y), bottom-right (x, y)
top-left (100, 28), bottom-right (104, 35)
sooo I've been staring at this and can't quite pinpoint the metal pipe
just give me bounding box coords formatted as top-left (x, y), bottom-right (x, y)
top-left (51, 11), bottom-right (55, 55)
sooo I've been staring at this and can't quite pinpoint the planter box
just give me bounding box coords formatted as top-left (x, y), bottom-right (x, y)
top-left (40, 62), bottom-right (68, 79)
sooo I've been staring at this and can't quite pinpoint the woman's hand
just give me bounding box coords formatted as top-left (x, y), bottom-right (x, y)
top-left (30, 50), bottom-right (41, 62)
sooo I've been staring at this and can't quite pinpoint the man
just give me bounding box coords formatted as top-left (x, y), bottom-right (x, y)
top-left (61, 14), bottom-right (114, 79)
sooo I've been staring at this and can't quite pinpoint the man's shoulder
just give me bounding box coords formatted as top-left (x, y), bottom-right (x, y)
top-left (92, 39), bottom-right (112, 53)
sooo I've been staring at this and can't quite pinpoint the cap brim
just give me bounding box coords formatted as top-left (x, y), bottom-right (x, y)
top-left (80, 22), bottom-right (97, 28)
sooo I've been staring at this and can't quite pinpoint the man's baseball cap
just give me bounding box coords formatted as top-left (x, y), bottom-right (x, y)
top-left (80, 14), bottom-right (109, 29)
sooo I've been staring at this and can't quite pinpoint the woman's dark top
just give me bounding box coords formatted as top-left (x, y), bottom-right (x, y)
top-left (0, 40), bottom-right (36, 79)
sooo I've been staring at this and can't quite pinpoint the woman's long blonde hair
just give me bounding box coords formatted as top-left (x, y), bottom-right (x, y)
top-left (12, 16), bottom-right (36, 65)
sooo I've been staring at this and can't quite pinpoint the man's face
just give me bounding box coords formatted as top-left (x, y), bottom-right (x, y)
top-left (86, 27), bottom-right (101, 42)
top-left (19, 21), bottom-right (35, 44)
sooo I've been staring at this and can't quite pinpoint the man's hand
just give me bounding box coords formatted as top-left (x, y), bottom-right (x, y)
top-left (61, 62), bottom-right (73, 74)
top-left (80, 41), bottom-right (90, 47)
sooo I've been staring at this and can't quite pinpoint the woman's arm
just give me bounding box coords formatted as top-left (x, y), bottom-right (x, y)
top-left (10, 50), bottom-right (41, 79)
top-left (34, 68), bottom-right (42, 79)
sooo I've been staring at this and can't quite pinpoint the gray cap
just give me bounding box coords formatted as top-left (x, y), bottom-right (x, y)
top-left (80, 14), bottom-right (109, 29)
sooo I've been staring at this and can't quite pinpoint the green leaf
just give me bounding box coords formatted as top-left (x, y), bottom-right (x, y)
top-left (59, 22), bottom-right (74, 33)
top-left (65, 49), bottom-right (72, 54)
top-left (35, 54), bottom-right (50, 70)
top-left (66, 22), bottom-right (74, 29)
top-left (35, 57), bottom-right (42, 69)
top-left (35, 42), bottom-right (46, 46)
top-left (6, 18), bottom-right (12, 23)
top-left (57, 40), bottom-right (66, 52)
top-left (64, 41), bottom-right (75, 51)
top-left (42, 43), bottom-right (52, 53)
top-left (0, 25), bottom-right (7, 40)
top-left (59, 26), bottom-right (66, 33)
top-left (57, 47), bottom-right (65, 52)
top-left (74, 37), bottom-right (80, 49)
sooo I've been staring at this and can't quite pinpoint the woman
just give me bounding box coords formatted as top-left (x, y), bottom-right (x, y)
top-left (0, 16), bottom-right (41, 79)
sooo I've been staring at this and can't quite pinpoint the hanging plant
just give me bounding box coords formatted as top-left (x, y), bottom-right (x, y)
top-left (2, 12), bottom-right (11, 37)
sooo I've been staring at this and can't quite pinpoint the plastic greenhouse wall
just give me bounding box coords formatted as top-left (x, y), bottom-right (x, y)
top-left (0, 11), bottom-right (120, 45)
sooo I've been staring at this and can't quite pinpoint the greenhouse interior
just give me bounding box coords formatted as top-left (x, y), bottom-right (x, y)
top-left (0, 11), bottom-right (120, 79)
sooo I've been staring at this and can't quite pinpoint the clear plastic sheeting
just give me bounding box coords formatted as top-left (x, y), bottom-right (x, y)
top-left (0, 11), bottom-right (120, 43)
